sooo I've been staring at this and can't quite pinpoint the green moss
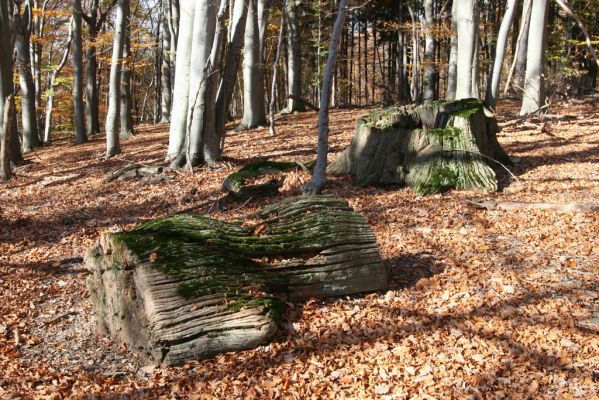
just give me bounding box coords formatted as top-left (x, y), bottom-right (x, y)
top-left (426, 127), bottom-right (461, 140)
top-left (447, 98), bottom-right (484, 118)
top-left (223, 161), bottom-right (301, 192)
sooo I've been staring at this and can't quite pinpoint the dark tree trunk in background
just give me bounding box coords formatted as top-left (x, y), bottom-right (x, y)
top-left (120, 20), bottom-right (134, 139)
top-left (73, 0), bottom-right (88, 144)
top-left (422, 0), bottom-right (437, 103)
top-left (284, 0), bottom-right (304, 113)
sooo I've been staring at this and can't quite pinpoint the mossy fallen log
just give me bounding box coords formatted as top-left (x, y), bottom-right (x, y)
top-left (222, 160), bottom-right (304, 200)
top-left (327, 98), bottom-right (511, 195)
top-left (85, 196), bottom-right (386, 366)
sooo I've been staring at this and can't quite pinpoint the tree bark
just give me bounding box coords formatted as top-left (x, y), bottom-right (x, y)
top-left (160, 0), bottom-right (172, 123)
top-left (447, 1), bottom-right (458, 100)
top-left (15, 3), bottom-right (41, 152)
top-left (86, 196), bottom-right (386, 366)
top-left (303, 0), bottom-right (348, 195)
top-left (485, 0), bottom-right (518, 109)
top-left (455, 0), bottom-right (479, 100)
top-left (105, 0), bottom-right (129, 157)
top-left (519, 0), bottom-right (548, 115)
top-left (72, 0), bottom-right (88, 144)
top-left (120, 20), bottom-right (134, 139)
top-left (283, 0), bottom-right (304, 113)
top-left (44, 23), bottom-right (73, 143)
top-left (1, 95), bottom-right (14, 181)
top-left (422, 0), bottom-right (437, 103)
top-left (167, 0), bottom-right (196, 163)
top-left (237, 0), bottom-right (266, 131)
top-left (269, 1), bottom-right (285, 137)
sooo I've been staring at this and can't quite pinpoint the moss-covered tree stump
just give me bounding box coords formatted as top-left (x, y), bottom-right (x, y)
top-left (85, 196), bottom-right (386, 366)
top-left (327, 99), bottom-right (511, 195)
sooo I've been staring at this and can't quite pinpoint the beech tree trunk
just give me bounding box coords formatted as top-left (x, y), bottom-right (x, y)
top-left (120, 22), bottom-right (134, 139)
top-left (160, 0), bottom-right (172, 123)
top-left (1, 95), bottom-right (13, 181)
top-left (283, 0), bottom-right (305, 113)
top-left (422, 0), bottom-right (437, 103)
top-left (519, 0), bottom-right (548, 115)
top-left (486, 0), bottom-right (518, 109)
top-left (238, 0), bottom-right (266, 131)
top-left (86, 196), bottom-right (387, 366)
top-left (15, 3), bottom-right (41, 152)
top-left (447, 1), bottom-right (458, 100)
top-left (303, 0), bottom-right (348, 194)
top-left (167, 0), bottom-right (196, 163)
top-left (72, 0), bottom-right (88, 144)
top-left (269, 1), bottom-right (285, 137)
top-left (455, 0), bottom-right (479, 100)
top-left (105, 0), bottom-right (129, 157)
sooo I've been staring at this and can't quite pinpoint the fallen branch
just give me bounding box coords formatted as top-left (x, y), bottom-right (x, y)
top-left (466, 200), bottom-right (599, 213)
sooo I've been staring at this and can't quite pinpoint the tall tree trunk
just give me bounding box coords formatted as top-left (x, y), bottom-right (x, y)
top-left (422, 0), bottom-right (437, 103)
top-left (167, 0), bottom-right (196, 163)
top-left (105, 0), bottom-right (129, 157)
top-left (485, 0), bottom-right (518, 109)
top-left (72, 0), bottom-right (87, 144)
top-left (1, 95), bottom-right (14, 181)
top-left (455, 0), bottom-right (479, 100)
top-left (519, 0), bottom-right (548, 115)
top-left (284, 0), bottom-right (304, 113)
top-left (447, 1), bottom-right (458, 100)
top-left (513, 0), bottom-right (532, 90)
top-left (32, 0), bottom-right (44, 136)
top-left (237, 0), bottom-right (266, 131)
top-left (303, 0), bottom-right (348, 195)
top-left (407, 5), bottom-right (420, 104)
top-left (160, 0), bottom-right (172, 123)
top-left (120, 21), bottom-right (133, 139)
top-left (214, 0), bottom-right (248, 141)
top-left (44, 23), bottom-right (73, 143)
top-left (15, 3), bottom-right (41, 151)
top-left (269, 0), bottom-right (285, 136)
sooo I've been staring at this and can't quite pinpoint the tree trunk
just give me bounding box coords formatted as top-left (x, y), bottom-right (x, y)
top-left (86, 196), bottom-right (387, 366)
top-left (120, 22), bottom-right (134, 139)
top-left (422, 0), bottom-right (437, 103)
top-left (1, 95), bottom-right (14, 181)
top-left (105, 0), bottom-right (129, 157)
top-left (283, 0), bottom-right (304, 113)
top-left (237, 0), bottom-right (266, 131)
top-left (303, 0), bottom-right (348, 195)
top-left (513, 0), bottom-right (532, 91)
top-left (455, 0), bottom-right (479, 100)
top-left (485, 0), bottom-right (518, 109)
top-left (519, 0), bottom-right (548, 115)
top-left (44, 25), bottom-right (73, 143)
top-left (446, 1), bottom-right (458, 100)
top-left (328, 99), bottom-right (511, 196)
top-left (15, 4), bottom-right (41, 152)
top-left (269, 1), bottom-right (285, 137)
top-left (167, 0), bottom-right (196, 163)
top-left (72, 0), bottom-right (88, 144)
top-left (160, 0), bottom-right (172, 123)
top-left (214, 0), bottom-right (248, 142)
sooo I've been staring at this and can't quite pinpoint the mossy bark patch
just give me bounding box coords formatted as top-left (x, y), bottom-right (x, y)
top-left (86, 195), bottom-right (386, 366)
top-left (222, 160), bottom-right (304, 200)
top-left (328, 98), bottom-right (511, 195)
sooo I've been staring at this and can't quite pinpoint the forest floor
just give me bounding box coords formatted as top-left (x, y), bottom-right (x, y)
top-left (1, 100), bottom-right (598, 399)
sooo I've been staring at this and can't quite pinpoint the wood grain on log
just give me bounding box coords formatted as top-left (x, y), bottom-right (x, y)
top-left (86, 196), bottom-right (387, 365)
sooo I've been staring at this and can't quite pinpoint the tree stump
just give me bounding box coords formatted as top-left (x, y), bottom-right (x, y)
top-left (327, 99), bottom-right (511, 195)
top-left (86, 196), bottom-right (386, 365)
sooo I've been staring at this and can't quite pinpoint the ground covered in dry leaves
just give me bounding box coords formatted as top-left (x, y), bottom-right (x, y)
top-left (1, 101), bottom-right (598, 399)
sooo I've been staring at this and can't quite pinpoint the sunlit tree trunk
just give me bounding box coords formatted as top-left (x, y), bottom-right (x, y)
top-left (455, 0), bottom-right (479, 100)
top-left (284, 0), bottom-right (304, 113)
top-left (422, 0), bottom-right (437, 103)
top-left (486, 0), bottom-right (518, 109)
top-left (72, 0), bottom-right (87, 144)
top-left (304, 0), bottom-right (348, 194)
top-left (120, 19), bottom-right (134, 139)
top-left (160, 0), bottom-right (172, 123)
top-left (238, 0), bottom-right (266, 131)
top-left (15, 3), bottom-right (41, 151)
top-left (447, 1), bottom-right (458, 100)
top-left (105, 0), bottom-right (129, 157)
top-left (167, 0), bottom-right (196, 163)
top-left (520, 0), bottom-right (548, 115)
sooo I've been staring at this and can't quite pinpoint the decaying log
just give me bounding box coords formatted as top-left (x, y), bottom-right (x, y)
top-left (466, 200), bottom-right (599, 213)
top-left (105, 164), bottom-right (165, 182)
top-left (86, 196), bottom-right (387, 365)
top-left (222, 160), bottom-right (305, 200)
top-left (328, 99), bottom-right (511, 195)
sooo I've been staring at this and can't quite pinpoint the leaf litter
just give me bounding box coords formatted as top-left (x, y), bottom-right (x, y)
top-left (0, 102), bottom-right (598, 399)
